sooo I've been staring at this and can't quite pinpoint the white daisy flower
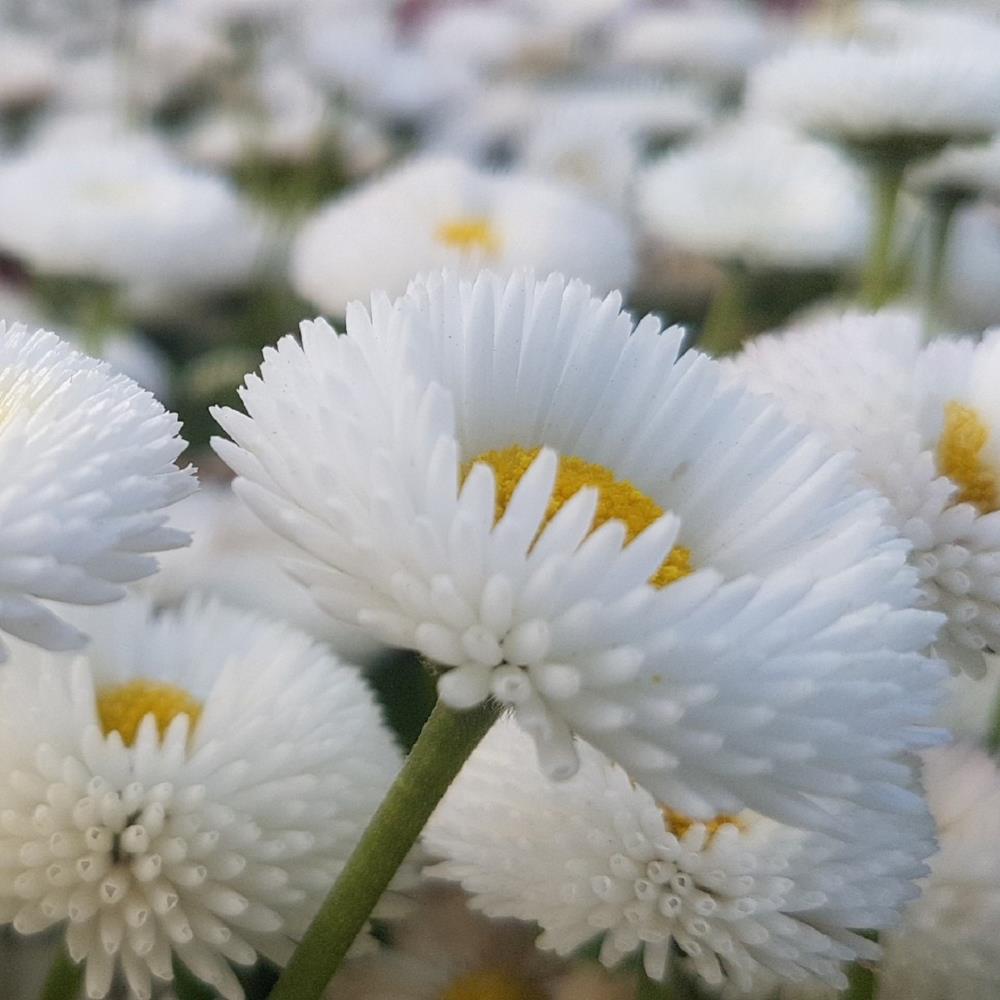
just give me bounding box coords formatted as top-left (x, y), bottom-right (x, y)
top-left (0, 596), bottom-right (408, 1000)
top-left (732, 311), bottom-right (1000, 676)
top-left (880, 743), bottom-right (1000, 1000)
top-left (0, 324), bottom-right (194, 660)
top-left (636, 123), bottom-right (870, 270)
top-left (213, 268), bottom-right (944, 831)
top-left (747, 41), bottom-right (1000, 154)
top-left (425, 721), bottom-right (933, 993)
top-left (288, 157), bottom-right (636, 316)
top-left (0, 138), bottom-right (266, 292)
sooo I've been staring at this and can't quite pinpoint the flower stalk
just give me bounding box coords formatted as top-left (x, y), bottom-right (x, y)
top-left (923, 195), bottom-right (960, 338)
top-left (699, 260), bottom-right (752, 356)
top-left (39, 947), bottom-right (83, 1000)
top-left (861, 159), bottom-right (906, 308)
top-left (268, 698), bottom-right (501, 1000)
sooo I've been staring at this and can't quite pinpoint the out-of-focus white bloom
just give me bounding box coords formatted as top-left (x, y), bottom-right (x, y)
top-left (733, 311), bottom-right (1000, 675)
top-left (520, 114), bottom-right (639, 208)
top-left (0, 139), bottom-right (266, 291)
top-left (880, 744), bottom-right (1000, 1000)
top-left (130, 0), bottom-right (232, 108)
top-left (417, 4), bottom-right (532, 73)
top-left (0, 32), bottom-right (57, 111)
top-left (610, 3), bottom-right (783, 88)
top-left (146, 487), bottom-right (383, 665)
top-left (289, 158), bottom-right (636, 314)
top-left (859, 1), bottom-right (1000, 49)
top-left (748, 41), bottom-right (1000, 149)
top-left (637, 124), bottom-right (870, 269)
top-left (426, 721), bottom-right (933, 993)
top-left (302, 10), bottom-right (473, 123)
top-left (0, 325), bottom-right (194, 660)
top-left (214, 268), bottom-right (944, 832)
top-left (910, 138), bottom-right (1000, 204)
top-left (430, 81), bottom-right (709, 166)
top-left (325, 886), bottom-right (567, 1000)
top-left (0, 596), bottom-right (408, 1000)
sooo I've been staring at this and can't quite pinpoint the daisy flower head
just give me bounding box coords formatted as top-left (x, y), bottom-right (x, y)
top-left (288, 157), bottom-right (636, 316)
top-left (747, 40), bottom-right (1000, 159)
top-left (909, 138), bottom-right (1000, 207)
top-left (213, 268), bottom-right (944, 831)
top-left (0, 324), bottom-right (194, 660)
top-left (879, 743), bottom-right (1000, 1000)
top-left (732, 311), bottom-right (1000, 676)
top-left (0, 137), bottom-right (266, 292)
top-left (425, 720), bottom-right (934, 994)
top-left (636, 123), bottom-right (870, 271)
top-left (0, 596), bottom-right (407, 1000)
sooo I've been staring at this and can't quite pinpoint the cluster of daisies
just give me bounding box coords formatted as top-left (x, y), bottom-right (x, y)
top-left (2, 1), bottom-right (1000, 1000)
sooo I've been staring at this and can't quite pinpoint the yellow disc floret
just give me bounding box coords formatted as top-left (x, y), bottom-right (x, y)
top-left (938, 401), bottom-right (1000, 513)
top-left (466, 444), bottom-right (693, 589)
top-left (435, 216), bottom-right (501, 256)
top-left (440, 969), bottom-right (545, 1000)
top-left (97, 680), bottom-right (202, 746)
top-left (661, 805), bottom-right (744, 840)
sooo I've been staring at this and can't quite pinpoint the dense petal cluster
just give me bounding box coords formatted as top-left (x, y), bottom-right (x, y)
top-left (0, 597), bottom-right (407, 1000)
top-left (0, 325), bottom-right (194, 659)
top-left (425, 721), bottom-right (933, 993)
top-left (733, 311), bottom-right (1000, 675)
top-left (214, 268), bottom-right (944, 832)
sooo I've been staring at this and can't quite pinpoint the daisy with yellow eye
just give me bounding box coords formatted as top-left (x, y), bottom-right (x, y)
top-left (424, 720), bottom-right (934, 995)
top-left (733, 311), bottom-right (1000, 677)
top-left (213, 269), bottom-right (943, 833)
top-left (287, 157), bottom-right (636, 316)
top-left (0, 597), bottom-right (408, 1000)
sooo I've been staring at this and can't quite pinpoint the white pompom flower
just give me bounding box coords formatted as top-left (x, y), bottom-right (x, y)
top-left (732, 311), bottom-right (1000, 676)
top-left (0, 324), bottom-right (194, 660)
top-left (425, 720), bottom-right (934, 994)
top-left (880, 743), bottom-right (1000, 1000)
top-left (213, 269), bottom-right (944, 832)
top-left (0, 596), bottom-right (408, 1000)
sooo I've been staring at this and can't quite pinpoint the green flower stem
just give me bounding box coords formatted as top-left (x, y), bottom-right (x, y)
top-left (268, 698), bottom-right (501, 1000)
top-left (39, 946), bottom-right (83, 1000)
top-left (845, 960), bottom-right (878, 1000)
top-left (698, 261), bottom-right (752, 356)
top-left (861, 159), bottom-right (906, 309)
top-left (924, 196), bottom-right (960, 338)
top-left (637, 974), bottom-right (677, 999)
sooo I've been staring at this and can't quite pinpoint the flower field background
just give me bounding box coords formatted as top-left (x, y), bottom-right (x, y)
top-left (1, 2), bottom-right (1000, 1000)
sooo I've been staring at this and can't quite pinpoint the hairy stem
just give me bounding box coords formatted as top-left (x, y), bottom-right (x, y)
top-left (861, 160), bottom-right (906, 308)
top-left (268, 699), bottom-right (501, 1000)
top-left (698, 261), bottom-right (752, 356)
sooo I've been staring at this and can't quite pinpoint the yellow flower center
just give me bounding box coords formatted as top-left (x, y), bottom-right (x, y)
top-left (661, 805), bottom-right (743, 840)
top-left (938, 401), bottom-right (1000, 513)
top-left (467, 444), bottom-right (693, 588)
top-left (435, 216), bottom-right (501, 256)
top-left (440, 970), bottom-right (544, 1000)
top-left (97, 680), bottom-right (202, 747)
